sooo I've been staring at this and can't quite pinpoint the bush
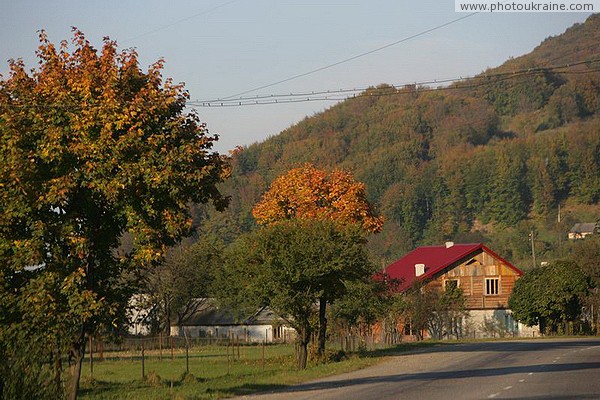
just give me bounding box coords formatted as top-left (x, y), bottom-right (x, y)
top-left (145, 371), bottom-right (163, 387)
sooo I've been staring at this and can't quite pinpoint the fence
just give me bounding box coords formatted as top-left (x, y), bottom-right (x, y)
top-left (86, 332), bottom-right (271, 381)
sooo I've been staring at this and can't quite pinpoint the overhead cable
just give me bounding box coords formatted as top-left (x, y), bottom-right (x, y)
top-left (221, 12), bottom-right (479, 99)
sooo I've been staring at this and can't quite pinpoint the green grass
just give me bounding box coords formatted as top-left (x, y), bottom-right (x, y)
top-left (78, 342), bottom-right (437, 399)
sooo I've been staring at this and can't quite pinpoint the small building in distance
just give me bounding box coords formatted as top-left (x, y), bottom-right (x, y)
top-left (384, 242), bottom-right (537, 338)
top-left (170, 301), bottom-right (295, 343)
top-left (568, 222), bottom-right (598, 240)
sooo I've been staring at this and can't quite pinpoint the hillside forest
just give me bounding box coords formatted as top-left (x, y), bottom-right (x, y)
top-left (196, 14), bottom-right (600, 270)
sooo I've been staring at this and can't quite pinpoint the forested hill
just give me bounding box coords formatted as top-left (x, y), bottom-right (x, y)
top-left (198, 14), bottom-right (600, 267)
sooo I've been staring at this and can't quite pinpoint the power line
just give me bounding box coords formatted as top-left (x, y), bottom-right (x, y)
top-left (6, 59), bottom-right (599, 110)
top-left (191, 68), bottom-right (600, 107)
top-left (193, 77), bottom-right (460, 104)
top-left (221, 12), bottom-right (480, 100)
top-left (189, 59), bottom-right (600, 107)
top-left (122, 0), bottom-right (244, 44)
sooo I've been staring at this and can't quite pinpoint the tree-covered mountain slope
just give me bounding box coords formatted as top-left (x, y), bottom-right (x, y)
top-left (198, 14), bottom-right (600, 267)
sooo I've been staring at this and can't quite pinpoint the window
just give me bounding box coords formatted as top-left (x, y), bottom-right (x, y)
top-left (403, 321), bottom-right (413, 335)
top-left (445, 279), bottom-right (459, 291)
top-left (273, 325), bottom-right (282, 340)
top-left (485, 278), bottom-right (499, 295)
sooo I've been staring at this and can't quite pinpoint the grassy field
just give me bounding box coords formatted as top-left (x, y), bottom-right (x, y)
top-left (78, 341), bottom-right (437, 399)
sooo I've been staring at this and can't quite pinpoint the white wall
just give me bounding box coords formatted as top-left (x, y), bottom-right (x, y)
top-left (466, 309), bottom-right (539, 338)
top-left (126, 294), bottom-right (152, 336)
top-left (170, 324), bottom-right (296, 343)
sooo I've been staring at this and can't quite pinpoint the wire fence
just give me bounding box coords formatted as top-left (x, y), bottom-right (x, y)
top-left (81, 331), bottom-right (405, 384)
top-left (87, 331), bottom-right (399, 361)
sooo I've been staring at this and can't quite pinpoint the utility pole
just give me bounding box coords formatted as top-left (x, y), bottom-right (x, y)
top-left (530, 230), bottom-right (536, 269)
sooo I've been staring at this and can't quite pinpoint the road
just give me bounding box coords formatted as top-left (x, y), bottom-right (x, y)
top-left (241, 338), bottom-right (600, 400)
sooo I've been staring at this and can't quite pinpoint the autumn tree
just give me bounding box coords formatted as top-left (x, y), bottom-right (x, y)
top-left (252, 163), bottom-right (383, 232)
top-left (0, 30), bottom-right (229, 399)
top-left (252, 163), bottom-right (382, 357)
top-left (216, 220), bottom-right (373, 369)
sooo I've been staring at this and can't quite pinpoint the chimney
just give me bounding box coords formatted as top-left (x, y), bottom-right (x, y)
top-left (415, 263), bottom-right (425, 277)
top-left (445, 241), bottom-right (454, 248)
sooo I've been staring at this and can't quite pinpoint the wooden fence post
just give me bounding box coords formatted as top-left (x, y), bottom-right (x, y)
top-left (170, 335), bottom-right (174, 360)
top-left (141, 342), bottom-right (145, 380)
top-left (185, 340), bottom-right (189, 374)
top-left (227, 341), bottom-right (231, 375)
top-left (99, 339), bottom-right (104, 362)
top-left (89, 335), bottom-right (94, 381)
top-left (159, 332), bottom-right (163, 361)
top-left (262, 340), bottom-right (265, 372)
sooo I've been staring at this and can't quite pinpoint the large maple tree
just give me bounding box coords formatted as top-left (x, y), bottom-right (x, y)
top-left (0, 30), bottom-right (229, 399)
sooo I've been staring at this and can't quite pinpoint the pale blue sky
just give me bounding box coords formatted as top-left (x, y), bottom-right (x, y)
top-left (0, 1), bottom-right (593, 152)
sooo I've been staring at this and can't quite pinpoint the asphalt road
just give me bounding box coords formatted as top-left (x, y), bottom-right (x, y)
top-left (241, 338), bottom-right (600, 400)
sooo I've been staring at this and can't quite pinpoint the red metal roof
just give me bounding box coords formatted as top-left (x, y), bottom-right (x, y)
top-left (384, 243), bottom-right (522, 291)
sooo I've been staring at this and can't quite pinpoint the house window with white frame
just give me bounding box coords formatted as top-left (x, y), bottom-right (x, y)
top-left (485, 277), bottom-right (499, 295)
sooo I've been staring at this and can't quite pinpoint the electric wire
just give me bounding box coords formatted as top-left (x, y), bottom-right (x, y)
top-left (5, 59), bottom-right (599, 110)
top-left (221, 12), bottom-right (480, 100)
top-left (189, 59), bottom-right (600, 107)
top-left (122, 0), bottom-right (243, 44)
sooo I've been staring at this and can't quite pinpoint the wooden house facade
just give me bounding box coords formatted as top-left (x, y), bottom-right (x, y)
top-left (384, 242), bottom-right (537, 338)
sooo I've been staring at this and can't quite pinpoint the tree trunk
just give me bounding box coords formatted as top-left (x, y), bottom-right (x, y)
top-left (539, 318), bottom-right (547, 336)
top-left (164, 298), bottom-right (172, 335)
top-left (67, 331), bottom-right (87, 400)
top-left (416, 329), bottom-right (423, 341)
top-left (296, 324), bottom-right (311, 370)
top-left (55, 339), bottom-right (62, 392)
top-left (317, 297), bottom-right (327, 358)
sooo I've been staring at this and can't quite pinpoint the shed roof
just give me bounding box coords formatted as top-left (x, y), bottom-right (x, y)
top-left (570, 222), bottom-right (598, 233)
top-left (178, 302), bottom-right (286, 327)
top-left (384, 243), bottom-right (522, 291)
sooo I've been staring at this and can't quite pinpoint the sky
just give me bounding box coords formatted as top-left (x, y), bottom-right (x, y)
top-left (0, 1), bottom-right (594, 153)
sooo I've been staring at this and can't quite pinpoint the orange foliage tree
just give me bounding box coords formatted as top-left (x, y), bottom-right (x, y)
top-left (252, 163), bottom-right (383, 233)
top-left (252, 163), bottom-right (382, 357)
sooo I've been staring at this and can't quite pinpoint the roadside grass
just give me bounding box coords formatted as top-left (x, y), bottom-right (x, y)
top-left (80, 336), bottom-right (578, 399)
top-left (78, 341), bottom-right (442, 399)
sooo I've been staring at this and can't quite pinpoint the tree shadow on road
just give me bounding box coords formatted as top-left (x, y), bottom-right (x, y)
top-left (373, 337), bottom-right (600, 357)
top-left (253, 361), bottom-right (600, 396)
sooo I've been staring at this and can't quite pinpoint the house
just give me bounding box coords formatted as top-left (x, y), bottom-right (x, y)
top-left (568, 222), bottom-right (598, 240)
top-left (384, 242), bottom-right (537, 338)
top-left (170, 301), bottom-right (295, 343)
